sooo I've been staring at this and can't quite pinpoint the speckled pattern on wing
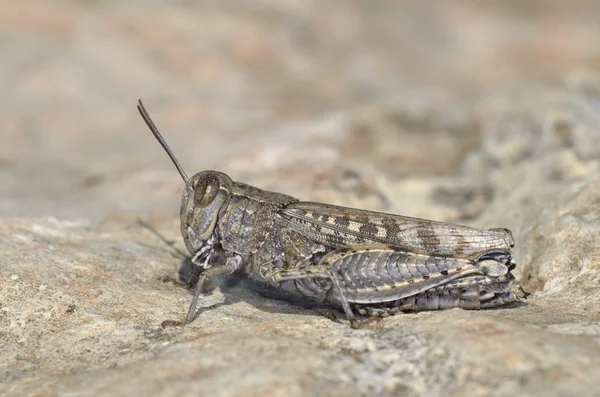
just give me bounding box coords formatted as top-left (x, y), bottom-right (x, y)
top-left (280, 202), bottom-right (514, 256)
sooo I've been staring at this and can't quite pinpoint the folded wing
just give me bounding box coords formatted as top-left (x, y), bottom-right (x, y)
top-left (279, 202), bottom-right (514, 257)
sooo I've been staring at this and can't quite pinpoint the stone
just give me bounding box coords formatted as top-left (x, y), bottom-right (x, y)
top-left (2, 2), bottom-right (600, 396)
top-left (3, 80), bottom-right (600, 395)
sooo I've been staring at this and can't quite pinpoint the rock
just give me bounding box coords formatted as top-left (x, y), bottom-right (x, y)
top-left (2, 215), bottom-right (599, 397)
top-left (3, 79), bottom-right (600, 396)
top-left (3, 2), bottom-right (600, 396)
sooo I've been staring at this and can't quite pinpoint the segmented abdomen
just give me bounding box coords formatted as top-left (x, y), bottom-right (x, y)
top-left (354, 274), bottom-right (524, 316)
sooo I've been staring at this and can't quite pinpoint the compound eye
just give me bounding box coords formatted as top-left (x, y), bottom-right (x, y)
top-left (194, 174), bottom-right (220, 207)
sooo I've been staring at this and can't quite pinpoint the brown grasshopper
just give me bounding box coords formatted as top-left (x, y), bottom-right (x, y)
top-left (137, 100), bottom-right (526, 327)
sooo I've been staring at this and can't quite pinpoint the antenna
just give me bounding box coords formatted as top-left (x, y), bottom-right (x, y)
top-left (137, 99), bottom-right (189, 184)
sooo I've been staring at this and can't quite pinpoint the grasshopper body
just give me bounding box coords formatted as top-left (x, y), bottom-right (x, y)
top-left (138, 101), bottom-right (526, 325)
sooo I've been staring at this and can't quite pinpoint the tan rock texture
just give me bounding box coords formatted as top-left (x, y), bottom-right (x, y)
top-left (1, 1), bottom-right (600, 396)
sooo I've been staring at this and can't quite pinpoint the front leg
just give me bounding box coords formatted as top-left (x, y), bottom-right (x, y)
top-left (186, 254), bottom-right (243, 323)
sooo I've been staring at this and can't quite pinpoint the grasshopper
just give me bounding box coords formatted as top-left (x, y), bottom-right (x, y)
top-left (137, 100), bottom-right (526, 327)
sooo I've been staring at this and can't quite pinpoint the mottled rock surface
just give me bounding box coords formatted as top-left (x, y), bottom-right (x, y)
top-left (2, 2), bottom-right (600, 396)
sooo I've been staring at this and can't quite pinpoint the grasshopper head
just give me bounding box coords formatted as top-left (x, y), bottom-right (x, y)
top-left (137, 100), bottom-right (232, 254)
top-left (180, 171), bottom-right (232, 253)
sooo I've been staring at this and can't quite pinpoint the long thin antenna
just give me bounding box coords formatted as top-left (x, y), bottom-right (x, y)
top-left (137, 99), bottom-right (189, 184)
top-left (137, 218), bottom-right (189, 260)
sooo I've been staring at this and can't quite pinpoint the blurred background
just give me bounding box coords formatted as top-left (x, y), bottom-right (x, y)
top-left (3, 4), bottom-right (600, 395)
top-left (2, 0), bottom-right (600, 219)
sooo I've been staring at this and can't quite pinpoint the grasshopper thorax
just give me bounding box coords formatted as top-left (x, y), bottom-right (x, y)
top-left (180, 171), bottom-right (232, 254)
